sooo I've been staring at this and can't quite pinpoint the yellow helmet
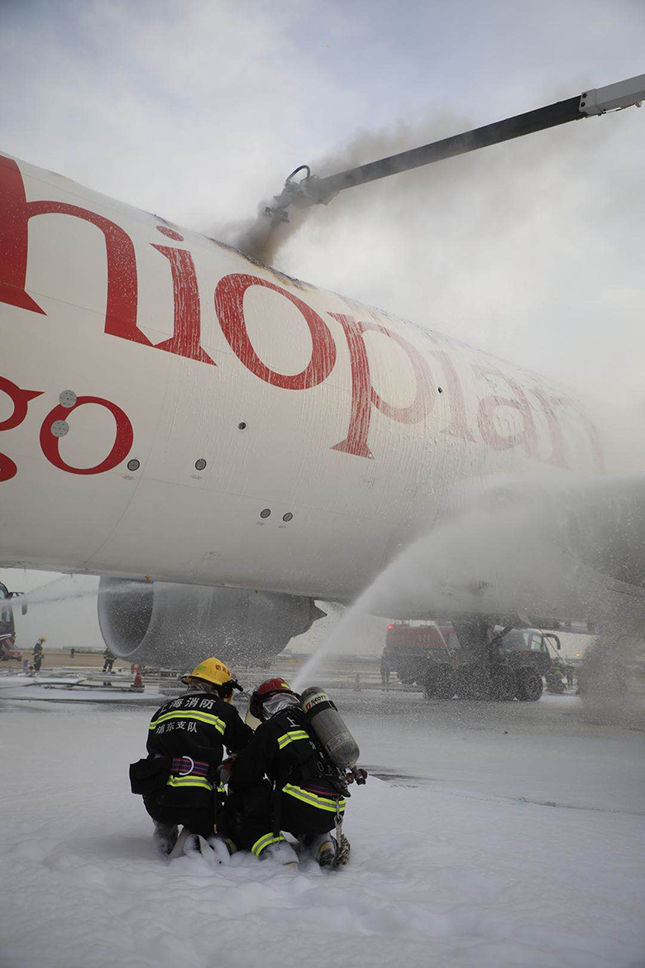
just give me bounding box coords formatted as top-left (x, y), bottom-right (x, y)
top-left (181, 656), bottom-right (234, 687)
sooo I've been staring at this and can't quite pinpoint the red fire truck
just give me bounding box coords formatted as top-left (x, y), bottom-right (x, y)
top-left (0, 582), bottom-right (24, 662)
top-left (382, 621), bottom-right (548, 701)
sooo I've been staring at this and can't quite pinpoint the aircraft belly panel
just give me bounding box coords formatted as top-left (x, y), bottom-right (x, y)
top-left (82, 479), bottom-right (390, 599)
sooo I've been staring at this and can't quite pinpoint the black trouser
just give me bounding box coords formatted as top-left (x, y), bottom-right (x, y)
top-left (143, 790), bottom-right (215, 840)
top-left (227, 782), bottom-right (338, 853)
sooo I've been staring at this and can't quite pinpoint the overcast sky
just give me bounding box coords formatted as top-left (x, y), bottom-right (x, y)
top-left (1, 0), bottom-right (644, 638)
top-left (2, 0), bottom-right (644, 401)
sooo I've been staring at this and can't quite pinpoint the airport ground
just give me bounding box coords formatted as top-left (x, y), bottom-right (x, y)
top-left (0, 646), bottom-right (378, 673)
top-left (1, 658), bottom-right (643, 968)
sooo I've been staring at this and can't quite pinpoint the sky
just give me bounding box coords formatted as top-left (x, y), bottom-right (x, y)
top-left (2, 0), bottom-right (644, 403)
top-left (1, 0), bottom-right (644, 646)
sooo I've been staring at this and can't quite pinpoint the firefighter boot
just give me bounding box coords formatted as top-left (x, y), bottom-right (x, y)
top-left (178, 831), bottom-right (227, 867)
top-left (205, 834), bottom-right (233, 865)
top-left (304, 832), bottom-right (337, 868)
top-left (152, 821), bottom-right (178, 856)
top-left (261, 840), bottom-right (299, 866)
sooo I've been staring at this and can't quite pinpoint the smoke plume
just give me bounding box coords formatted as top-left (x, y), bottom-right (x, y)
top-left (216, 113), bottom-right (474, 266)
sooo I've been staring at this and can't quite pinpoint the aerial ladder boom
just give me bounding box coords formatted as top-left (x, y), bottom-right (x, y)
top-left (265, 73), bottom-right (645, 221)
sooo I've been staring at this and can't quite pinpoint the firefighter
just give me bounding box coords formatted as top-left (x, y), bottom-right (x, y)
top-left (228, 678), bottom-right (347, 867)
top-left (380, 648), bottom-right (391, 688)
top-left (133, 656), bottom-right (252, 857)
top-left (32, 637), bottom-right (45, 673)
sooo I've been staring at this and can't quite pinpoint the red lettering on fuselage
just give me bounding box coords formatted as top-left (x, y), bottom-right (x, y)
top-left (475, 365), bottom-right (539, 459)
top-left (429, 348), bottom-right (476, 442)
top-left (329, 313), bottom-right (435, 458)
top-left (0, 375), bottom-right (43, 432)
top-left (0, 452), bottom-right (16, 483)
top-left (27, 197), bottom-right (141, 343)
top-left (0, 159), bottom-right (213, 365)
top-left (151, 240), bottom-right (214, 365)
top-left (0, 157), bottom-right (46, 315)
top-left (215, 273), bottom-right (336, 389)
top-left (0, 158), bottom-right (605, 475)
top-left (0, 154), bottom-right (140, 341)
top-left (39, 396), bottom-right (134, 475)
top-left (0, 375), bottom-right (43, 481)
top-left (530, 387), bottom-right (567, 468)
top-left (550, 395), bottom-right (604, 471)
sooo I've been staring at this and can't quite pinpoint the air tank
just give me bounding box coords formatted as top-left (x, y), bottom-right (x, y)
top-left (300, 686), bottom-right (360, 769)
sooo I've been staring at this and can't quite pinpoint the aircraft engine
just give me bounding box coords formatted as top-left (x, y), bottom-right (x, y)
top-left (97, 578), bottom-right (326, 670)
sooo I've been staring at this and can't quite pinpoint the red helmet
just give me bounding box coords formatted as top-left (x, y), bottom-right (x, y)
top-left (249, 677), bottom-right (296, 720)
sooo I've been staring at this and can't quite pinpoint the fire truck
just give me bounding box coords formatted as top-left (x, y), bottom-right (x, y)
top-left (0, 582), bottom-right (24, 662)
top-left (382, 621), bottom-right (560, 701)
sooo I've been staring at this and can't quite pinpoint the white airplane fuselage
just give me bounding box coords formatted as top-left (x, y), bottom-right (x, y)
top-left (1, 152), bottom-right (605, 603)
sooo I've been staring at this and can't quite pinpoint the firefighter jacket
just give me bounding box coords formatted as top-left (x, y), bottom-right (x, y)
top-left (231, 705), bottom-right (346, 816)
top-left (146, 692), bottom-right (252, 798)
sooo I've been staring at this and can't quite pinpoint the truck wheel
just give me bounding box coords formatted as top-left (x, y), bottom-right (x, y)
top-left (434, 669), bottom-right (456, 700)
top-left (490, 668), bottom-right (517, 701)
top-left (424, 676), bottom-right (437, 699)
top-left (454, 667), bottom-right (484, 699)
top-left (517, 670), bottom-right (543, 701)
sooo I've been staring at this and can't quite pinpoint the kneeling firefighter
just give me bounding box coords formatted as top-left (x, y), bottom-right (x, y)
top-left (129, 656), bottom-right (252, 856)
top-left (227, 678), bottom-right (365, 867)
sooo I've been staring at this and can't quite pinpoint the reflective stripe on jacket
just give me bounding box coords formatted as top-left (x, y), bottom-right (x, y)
top-left (231, 705), bottom-right (344, 807)
top-left (146, 691), bottom-right (252, 797)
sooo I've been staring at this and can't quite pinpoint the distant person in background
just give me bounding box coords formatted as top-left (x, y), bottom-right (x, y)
top-left (380, 649), bottom-right (391, 688)
top-left (102, 648), bottom-right (116, 673)
top-left (32, 637), bottom-right (45, 673)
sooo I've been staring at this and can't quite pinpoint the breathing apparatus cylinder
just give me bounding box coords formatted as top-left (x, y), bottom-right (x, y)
top-left (300, 686), bottom-right (360, 769)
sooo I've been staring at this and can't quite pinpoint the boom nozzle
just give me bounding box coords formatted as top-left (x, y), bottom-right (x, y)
top-left (264, 72), bottom-right (645, 224)
top-left (264, 164), bottom-right (339, 222)
top-left (579, 74), bottom-right (645, 115)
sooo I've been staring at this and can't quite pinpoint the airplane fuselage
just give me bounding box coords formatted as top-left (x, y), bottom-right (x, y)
top-left (1, 152), bottom-right (604, 601)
